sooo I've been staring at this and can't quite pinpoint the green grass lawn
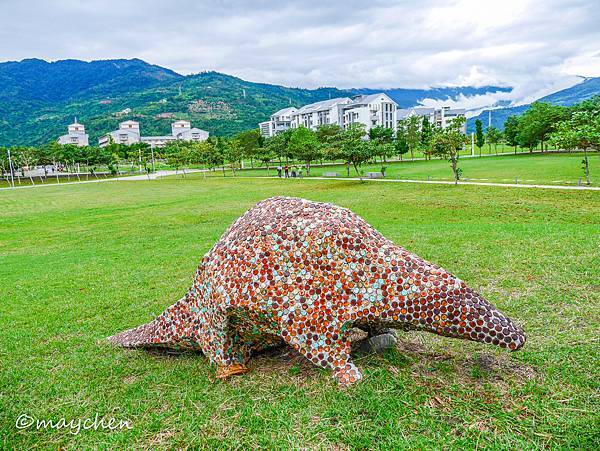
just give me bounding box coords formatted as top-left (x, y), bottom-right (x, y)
top-left (209, 151), bottom-right (599, 186)
top-left (1, 177), bottom-right (599, 448)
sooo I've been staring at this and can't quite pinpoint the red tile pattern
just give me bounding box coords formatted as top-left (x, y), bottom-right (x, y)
top-left (109, 197), bottom-right (526, 385)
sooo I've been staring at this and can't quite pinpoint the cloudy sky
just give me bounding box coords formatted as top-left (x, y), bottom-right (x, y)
top-left (1, 0), bottom-right (599, 107)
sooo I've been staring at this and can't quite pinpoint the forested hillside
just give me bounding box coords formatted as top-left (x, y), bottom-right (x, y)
top-left (0, 58), bottom-right (514, 146)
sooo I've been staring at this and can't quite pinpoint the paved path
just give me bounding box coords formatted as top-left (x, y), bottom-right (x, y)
top-left (0, 169), bottom-right (205, 190)
top-left (247, 176), bottom-right (600, 191)
top-left (3, 168), bottom-right (598, 192)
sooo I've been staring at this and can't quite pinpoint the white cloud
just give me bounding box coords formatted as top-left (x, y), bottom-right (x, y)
top-left (0, 0), bottom-right (598, 107)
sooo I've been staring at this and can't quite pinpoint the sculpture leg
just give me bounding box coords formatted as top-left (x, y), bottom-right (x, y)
top-left (214, 332), bottom-right (252, 379)
top-left (209, 313), bottom-right (252, 380)
top-left (327, 341), bottom-right (363, 386)
top-left (281, 330), bottom-right (363, 386)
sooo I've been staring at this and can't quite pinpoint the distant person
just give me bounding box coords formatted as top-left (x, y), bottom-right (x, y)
top-left (284, 165), bottom-right (289, 178)
top-left (276, 165), bottom-right (282, 178)
top-left (298, 167), bottom-right (303, 178)
top-left (291, 167), bottom-right (297, 178)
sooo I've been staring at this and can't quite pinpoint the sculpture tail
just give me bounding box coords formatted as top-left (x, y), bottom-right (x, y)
top-left (107, 296), bottom-right (202, 350)
top-left (107, 320), bottom-right (159, 348)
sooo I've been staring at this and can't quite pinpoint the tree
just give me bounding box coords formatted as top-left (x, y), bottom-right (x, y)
top-left (264, 129), bottom-right (293, 164)
top-left (475, 119), bottom-right (485, 156)
top-left (517, 116), bottom-right (540, 152)
top-left (429, 117), bottom-right (466, 185)
top-left (368, 125), bottom-right (394, 162)
top-left (163, 141), bottom-right (194, 176)
top-left (254, 146), bottom-right (276, 172)
top-left (17, 147), bottom-right (39, 184)
top-left (234, 128), bottom-right (261, 167)
top-left (394, 131), bottom-right (409, 161)
top-left (519, 102), bottom-right (567, 152)
top-left (338, 123), bottom-right (372, 176)
top-left (421, 116), bottom-right (433, 152)
top-left (398, 116), bottom-right (421, 160)
top-left (199, 140), bottom-right (225, 174)
top-left (128, 142), bottom-right (152, 173)
top-left (223, 138), bottom-right (244, 176)
top-left (288, 126), bottom-right (321, 175)
top-left (316, 124), bottom-right (344, 146)
top-left (316, 124), bottom-right (344, 167)
top-left (550, 110), bottom-right (599, 185)
top-left (485, 126), bottom-right (502, 154)
top-left (503, 116), bottom-right (520, 153)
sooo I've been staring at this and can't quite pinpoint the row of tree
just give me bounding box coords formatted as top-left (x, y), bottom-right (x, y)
top-left (2, 96), bottom-right (598, 185)
top-left (474, 96), bottom-right (600, 157)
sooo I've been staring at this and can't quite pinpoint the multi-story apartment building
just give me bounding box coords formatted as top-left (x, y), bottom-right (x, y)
top-left (99, 120), bottom-right (209, 148)
top-left (341, 93), bottom-right (397, 132)
top-left (397, 106), bottom-right (466, 133)
top-left (259, 107), bottom-right (297, 138)
top-left (57, 119), bottom-right (89, 147)
top-left (290, 98), bottom-right (352, 130)
top-left (259, 93), bottom-right (398, 137)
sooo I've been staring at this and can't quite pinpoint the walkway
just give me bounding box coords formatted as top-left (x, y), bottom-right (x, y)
top-left (248, 176), bottom-right (600, 191)
top-left (0, 169), bottom-right (205, 190)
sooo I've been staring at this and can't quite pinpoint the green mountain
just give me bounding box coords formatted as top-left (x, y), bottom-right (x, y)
top-left (467, 77), bottom-right (600, 132)
top-left (0, 58), bottom-right (511, 146)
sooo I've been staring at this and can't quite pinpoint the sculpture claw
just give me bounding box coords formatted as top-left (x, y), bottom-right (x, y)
top-left (216, 363), bottom-right (251, 379)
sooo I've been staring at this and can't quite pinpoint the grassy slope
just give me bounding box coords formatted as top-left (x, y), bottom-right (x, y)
top-left (208, 151), bottom-right (600, 186)
top-left (1, 178), bottom-right (599, 448)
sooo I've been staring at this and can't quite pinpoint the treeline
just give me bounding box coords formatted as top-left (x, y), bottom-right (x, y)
top-left (0, 120), bottom-right (461, 179)
top-left (2, 96), bottom-right (598, 185)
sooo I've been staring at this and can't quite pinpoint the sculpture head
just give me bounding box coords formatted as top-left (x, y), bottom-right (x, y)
top-left (407, 279), bottom-right (526, 351)
top-left (433, 290), bottom-right (526, 351)
top-left (379, 264), bottom-right (526, 351)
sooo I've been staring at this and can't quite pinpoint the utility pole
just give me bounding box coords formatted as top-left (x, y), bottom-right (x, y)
top-left (488, 110), bottom-right (492, 128)
top-left (7, 148), bottom-right (15, 188)
top-left (471, 132), bottom-right (475, 156)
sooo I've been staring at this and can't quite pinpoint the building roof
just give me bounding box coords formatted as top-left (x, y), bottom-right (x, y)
top-left (108, 129), bottom-right (140, 138)
top-left (441, 108), bottom-right (466, 115)
top-left (142, 135), bottom-right (175, 141)
top-left (345, 93), bottom-right (397, 108)
top-left (397, 107), bottom-right (435, 118)
top-left (295, 97), bottom-right (351, 115)
top-left (119, 120), bottom-right (139, 126)
top-left (175, 128), bottom-right (209, 139)
top-left (59, 132), bottom-right (87, 140)
top-left (271, 107), bottom-right (297, 117)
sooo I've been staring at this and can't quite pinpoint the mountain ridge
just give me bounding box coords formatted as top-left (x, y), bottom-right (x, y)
top-left (467, 76), bottom-right (600, 132)
top-left (0, 58), bottom-right (597, 146)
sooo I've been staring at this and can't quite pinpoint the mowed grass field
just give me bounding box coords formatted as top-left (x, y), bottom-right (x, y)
top-left (206, 151), bottom-right (600, 186)
top-left (1, 177), bottom-right (599, 449)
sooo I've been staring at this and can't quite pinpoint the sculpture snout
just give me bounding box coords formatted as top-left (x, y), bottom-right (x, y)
top-left (480, 312), bottom-right (526, 351)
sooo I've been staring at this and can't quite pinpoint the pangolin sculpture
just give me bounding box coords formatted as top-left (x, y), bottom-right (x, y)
top-left (109, 197), bottom-right (526, 386)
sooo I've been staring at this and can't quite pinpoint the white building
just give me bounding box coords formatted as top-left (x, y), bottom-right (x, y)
top-left (291, 98), bottom-right (352, 130)
top-left (398, 106), bottom-right (466, 133)
top-left (341, 93), bottom-right (397, 132)
top-left (259, 107), bottom-right (297, 138)
top-left (99, 120), bottom-right (209, 148)
top-left (98, 120), bottom-right (141, 147)
top-left (260, 93), bottom-right (398, 137)
top-left (57, 119), bottom-right (89, 147)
